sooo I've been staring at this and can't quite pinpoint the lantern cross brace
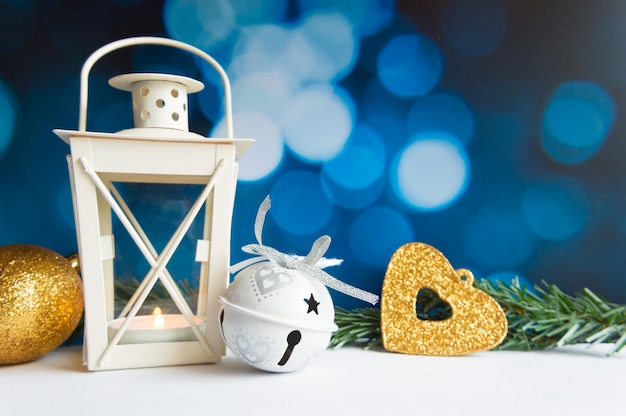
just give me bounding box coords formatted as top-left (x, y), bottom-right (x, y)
top-left (110, 183), bottom-right (200, 320)
top-left (77, 157), bottom-right (225, 368)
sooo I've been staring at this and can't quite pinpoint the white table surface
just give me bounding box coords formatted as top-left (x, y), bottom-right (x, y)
top-left (1, 344), bottom-right (624, 416)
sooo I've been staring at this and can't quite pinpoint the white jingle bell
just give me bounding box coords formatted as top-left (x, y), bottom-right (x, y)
top-left (218, 261), bottom-right (338, 372)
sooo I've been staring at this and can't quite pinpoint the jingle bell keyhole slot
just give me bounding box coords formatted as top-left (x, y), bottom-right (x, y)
top-left (278, 330), bottom-right (302, 366)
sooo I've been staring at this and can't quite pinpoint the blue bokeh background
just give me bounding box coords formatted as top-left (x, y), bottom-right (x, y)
top-left (1, 0), bottom-right (626, 309)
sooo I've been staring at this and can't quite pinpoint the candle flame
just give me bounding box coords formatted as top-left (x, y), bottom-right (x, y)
top-left (152, 306), bottom-right (164, 329)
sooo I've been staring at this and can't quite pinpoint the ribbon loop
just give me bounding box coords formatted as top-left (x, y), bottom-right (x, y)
top-left (254, 195), bottom-right (271, 246)
top-left (304, 235), bottom-right (331, 266)
top-left (231, 196), bottom-right (379, 305)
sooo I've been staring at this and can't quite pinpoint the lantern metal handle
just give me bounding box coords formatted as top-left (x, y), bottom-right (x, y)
top-left (78, 36), bottom-right (234, 139)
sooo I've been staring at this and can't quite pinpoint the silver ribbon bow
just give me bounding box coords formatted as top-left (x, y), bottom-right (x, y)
top-left (230, 196), bottom-right (379, 305)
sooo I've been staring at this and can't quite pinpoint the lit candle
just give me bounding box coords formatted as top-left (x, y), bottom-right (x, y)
top-left (152, 306), bottom-right (165, 329)
top-left (108, 307), bottom-right (206, 344)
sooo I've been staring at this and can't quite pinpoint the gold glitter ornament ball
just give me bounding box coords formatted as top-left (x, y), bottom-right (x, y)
top-left (0, 244), bottom-right (84, 365)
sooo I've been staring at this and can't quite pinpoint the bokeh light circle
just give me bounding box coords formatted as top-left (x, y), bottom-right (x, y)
top-left (211, 111), bottom-right (284, 181)
top-left (522, 176), bottom-right (591, 241)
top-left (230, 24), bottom-right (293, 78)
top-left (391, 134), bottom-right (470, 211)
top-left (229, 0), bottom-right (288, 25)
top-left (349, 124), bottom-right (387, 159)
top-left (296, 0), bottom-right (394, 37)
top-left (269, 171), bottom-right (334, 235)
top-left (377, 34), bottom-right (443, 97)
top-left (281, 85), bottom-right (354, 163)
top-left (349, 206), bottom-right (415, 267)
top-left (321, 145), bottom-right (385, 209)
top-left (294, 12), bottom-right (358, 82)
top-left (545, 98), bottom-right (605, 147)
top-left (230, 70), bottom-right (298, 117)
top-left (163, 0), bottom-right (236, 51)
top-left (442, 0), bottom-right (508, 57)
top-left (541, 81), bottom-right (615, 164)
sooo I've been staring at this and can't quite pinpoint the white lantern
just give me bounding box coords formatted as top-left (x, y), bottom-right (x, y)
top-left (54, 37), bottom-right (253, 371)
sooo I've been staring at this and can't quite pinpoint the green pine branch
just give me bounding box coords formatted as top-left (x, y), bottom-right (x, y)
top-left (329, 278), bottom-right (626, 356)
top-left (477, 278), bottom-right (626, 354)
top-left (113, 277), bottom-right (199, 314)
top-left (71, 277), bottom-right (626, 355)
top-left (331, 307), bottom-right (383, 350)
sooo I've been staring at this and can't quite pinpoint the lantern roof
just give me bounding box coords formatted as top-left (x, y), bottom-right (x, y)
top-left (54, 128), bottom-right (254, 159)
top-left (54, 72), bottom-right (253, 159)
top-left (108, 73), bottom-right (204, 93)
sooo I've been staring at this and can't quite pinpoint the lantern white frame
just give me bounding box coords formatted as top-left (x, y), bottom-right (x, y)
top-left (55, 37), bottom-right (253, 371)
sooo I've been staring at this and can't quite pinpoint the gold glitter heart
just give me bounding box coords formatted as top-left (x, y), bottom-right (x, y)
top-left (381, 243), bottom-right (507, 356)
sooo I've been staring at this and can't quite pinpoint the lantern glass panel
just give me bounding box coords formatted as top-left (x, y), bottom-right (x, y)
top-left (108, 181), bottom-right (207, 342)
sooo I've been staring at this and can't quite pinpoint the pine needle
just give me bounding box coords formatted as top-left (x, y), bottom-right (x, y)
top-left (330, 307), bottom-right (383, 350)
